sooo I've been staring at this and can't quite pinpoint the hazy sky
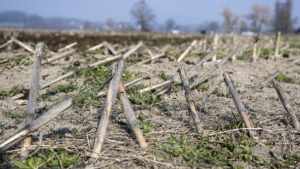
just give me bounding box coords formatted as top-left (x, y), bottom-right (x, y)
top-left (0, 0), bottom-right (299, 26)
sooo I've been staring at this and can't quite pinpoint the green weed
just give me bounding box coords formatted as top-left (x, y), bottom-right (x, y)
top-left (125, 83), bottom-right (162, 105)
top-left (186, 52), bottom-right (201, 58)
top-left (122, 70), bottom-right (140, 82)
top-left (12, 148), bottom-right (83, 169)
top-left (71, 66), bottom-right (111, 109)
top-left (237, 49), bottom-right (252, 60)
top-left (1, 55), bottom-right (32, 68)
top-left (171, 85), bottom-right (182, 93)
top-left (259, 48), bottom-right (273, 59)
top-left (0, 85), bottom-right (24, 100)
top-left (196, 85), bottom-right (207, 91)
top-left (39, 84), bottom-right (76, 100)
top-left (275, 74), bottom-right (294, 83)
top-left (129, 92), bottom-right (162, 105)
top-left (7, 111), bottom-right (26, 118)
top-left (212, 88), bottom-right (228, 97)
top-left (158, 71), bottom-right (171, 81)
top-left (138, 116), bottom-right (152, 133)
top-left (280, 49), bottom-right (300, 56)
top-left (155, 133), bottom-right (260, 167)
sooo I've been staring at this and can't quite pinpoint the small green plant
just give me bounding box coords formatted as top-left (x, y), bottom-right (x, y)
top-left (130, 92), bottom-right (162, 105)
top-left (166, 48), bottom-right (177, 59)
top-left (74, 86), bottom-right (104, 109)
top-left (275, 74), bottom-right (294, 83)
top-left (71, 66), bottom-right (111, 109)
top-left (126, 52), bottom-right (148, 64)
top-left (186, 52), bottom-right (201, 58)
top-left (171, 85), bottom-right (182, 93)
top-left (0, 85), bottom-right (24, 100)
top-left (216, 54), bottom-right (224, 60)
top-left (122, 70), bottom-right (140, 82)
top-left (158, 71), bottom-right (171, 81)
top-left (155, 133), bottom-right (260, 167)
top-left (73, 66), bottom-right (111, 86)
top-left (212, 88), bottom-right (225, 97)
top-left (12, 148), bottom-right (83, 169)
top-left (237, 49), bottom-right (252, 60)
top-left (280, 49), bottom-right (300, 56)
top-left (284, 152), bottom-right (299, 165)
top-left (234, 165), bottom-right (243, 169)
top-left (126, 84), bottom-right (146, 95)
top-left (138, 117), bottom-right (152, 133)
top-left (1, 55), bottom-right (33, 68)
top-left (259, 48), bottom-right (273, 59)
top-left (7, 111), bottom-right (26, 118)
top-left (196, 85), bottom-right (207, 91)
top-left (40, 84), bottom-right (76, 99)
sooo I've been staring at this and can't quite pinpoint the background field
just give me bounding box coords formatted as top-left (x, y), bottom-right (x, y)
top-left (0, 29), bottom-right (299, 168)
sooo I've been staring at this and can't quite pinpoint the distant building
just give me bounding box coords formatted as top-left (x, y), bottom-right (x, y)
top-left (171, 29), bottom-right (180, 34)
top-left (241, 31), bottom-right (255, 36)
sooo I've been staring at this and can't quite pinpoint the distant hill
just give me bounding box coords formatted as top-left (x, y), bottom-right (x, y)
top-left (0, 11), bottom-right (97, 30)
top-left (0, 10), bottom-right (202, 33)
top-left (0, 11), bottom-right (27, 23)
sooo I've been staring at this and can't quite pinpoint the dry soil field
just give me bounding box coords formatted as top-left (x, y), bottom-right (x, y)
top-left (0, 30), bottom-right (300, 168)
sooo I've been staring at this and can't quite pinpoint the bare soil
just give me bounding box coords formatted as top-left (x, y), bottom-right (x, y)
top-left (0, 33), bottom-right (299, 168)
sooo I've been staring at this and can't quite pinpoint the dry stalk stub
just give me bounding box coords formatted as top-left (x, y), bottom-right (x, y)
top-left (231, 34), bottom-right (237, 61)
top-left (243, 70), bottom-right (280, 98)
top-left (20, 42), bottom-right (44, 161)
top-left (98, 76), bottom-right (146, 97)
top-left (138, 51), bottom-right (217, 95)
top-left (118, 82), bottom-right (148, 148)
top-left (178, 67), bottom-right (202, 132)
top-left (252, 34), bottom-right (259, 63)
top-left (272, 80), bottom-right (300, 130)
top-left (135, 52), bottom-right (165, 65)
top-left (12, 38), bottom-right (35, 54)
top-left (104, 41), bottom-right (117, 55)
top-left (90, 59), bottom-right (125, 159)
top-left (190, 47), bottom-right (239, 89)
top-left (0, 39), bottom-right (14, 50)
top-left (12, 42), bottom-right (142, 99)
top-left (89, 41), bottom-right (143, 67)
top-left (211, 34), bottom-right (219, 61)
top-left (177, 40), bottom-right (197, 62)
top-left (42, 49), bottom-right (76, 65)
top-left (186, 51), bottom-right (215, 73)
top-left (88, 42), bottom-right (105, 51)
top-left (0, 97), bottom-right (72, 153)
top-left (274, 32), bottom-right (281, 59)
top-left (57, 42), bottom-right (77, 53)
top-left (223, 72), bottom-right (256, 137)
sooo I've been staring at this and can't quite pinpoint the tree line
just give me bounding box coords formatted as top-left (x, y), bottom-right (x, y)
top-left (129, 0), bottom-right (298, 34)
top-left (0, 0), bottom-right (298, 33)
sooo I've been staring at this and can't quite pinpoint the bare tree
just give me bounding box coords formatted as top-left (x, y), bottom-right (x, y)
top-left (131, 0), bottom-right (155, 32)
top-left (165, 18), bottom-right (177, 32)
top-left (106, 18), bottom-right (115, 31)
top-left (83, 21), bottom-right (91, 31)
top-left (274, 0), bottom-right (297, 33)
top-left (248, 4), bottom-right (271, 33)
top-left (239, 20), bottom-right (249, 33)
top-left (207, 21), bottom-right (220, 33)
top-left (222, 7), bottom-right (239, 33)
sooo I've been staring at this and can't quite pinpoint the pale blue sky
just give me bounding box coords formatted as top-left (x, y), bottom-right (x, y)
top-left (0, 0), bottom-right (299, 26)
